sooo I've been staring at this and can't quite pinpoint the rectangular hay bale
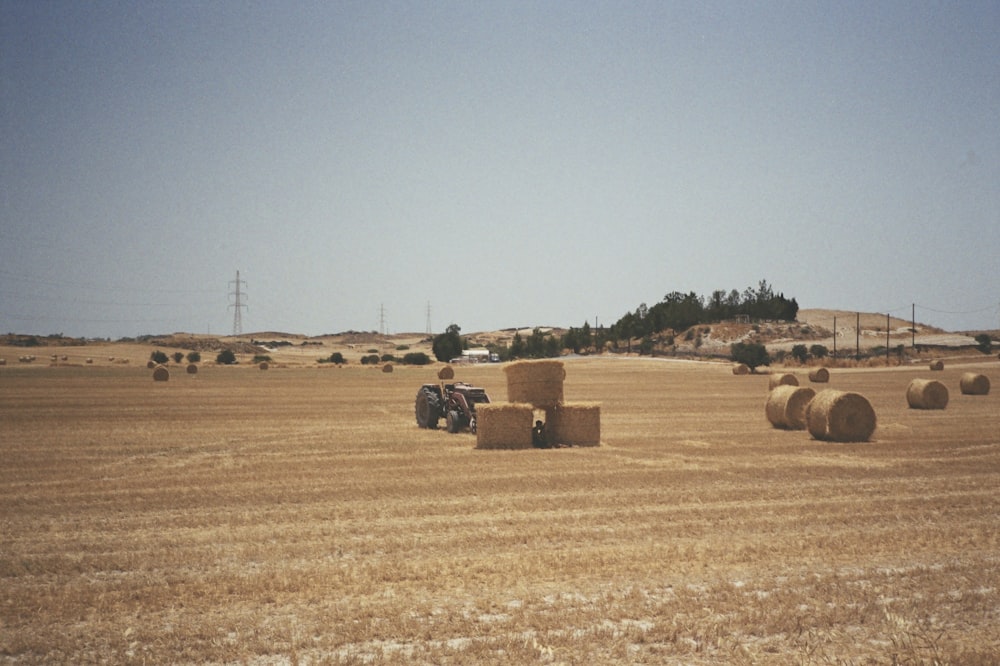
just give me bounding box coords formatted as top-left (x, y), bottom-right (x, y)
top-left (475, 402), bottom-right (534, 450)
top-left (503, 360), bottom-right (565, 408)
top-left (546, 402), bottom-right (601, 447)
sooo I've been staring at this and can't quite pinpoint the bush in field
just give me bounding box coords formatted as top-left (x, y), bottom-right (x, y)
top-left (216, 350), bottom-right (237, 365)
top-left (150, 350), bottom-right (169, 365)
top-left (402, 352), bottom-right (431, 365)
top-left (790, 344), bottom-right (809, 363)
top-left (172, 352), bottom-right (185, 364)
top-left (326, 352), bottom-right (345, 364)
top-left (360, 354), bottom-right (380, 365)
top-left (252, 354), bottom-right (272, 364)
top-left (186, 351), bottom-right (201, 363)
top-left (810, 344), bottom-right (829, 358)
top-left (975, 334), bottom-right (992, 354)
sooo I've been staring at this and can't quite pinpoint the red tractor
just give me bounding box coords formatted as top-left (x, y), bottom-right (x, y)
top-left (415, 382), bottom-right (491, 434)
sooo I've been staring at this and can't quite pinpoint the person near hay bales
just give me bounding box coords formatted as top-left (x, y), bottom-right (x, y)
top-left (532, 420), bottom-right (549, 448)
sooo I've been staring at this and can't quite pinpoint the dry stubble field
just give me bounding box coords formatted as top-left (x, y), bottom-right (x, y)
top-left (1, 357), bottom-right (999, 664)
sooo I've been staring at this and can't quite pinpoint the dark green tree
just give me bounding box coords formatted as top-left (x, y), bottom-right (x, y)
top-left (791, 344), bottom-right (809, 363)
top-left (432, 324), bottom-right (463, 362)
top-left (150, 350), bottom-right (169, 365)
top-left (216, 349), bottom-right (237, 365)
top-left (809, 344), bottom-right (829, 359)
top-left (186, 351), bottom-right (201, 363)
top-left (975, 333), bottom-right (992, 354)
top-left (731, 342), bottom-right (771, 371)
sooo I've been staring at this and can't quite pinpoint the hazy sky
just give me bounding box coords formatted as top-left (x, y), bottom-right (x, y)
top-left (2, 1), bottom-right (998, 338)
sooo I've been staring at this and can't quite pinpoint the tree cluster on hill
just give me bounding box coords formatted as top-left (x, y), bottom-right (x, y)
top-left (433, 279), bottom-right (798, 361)
top-left (605, 280), bottom-right (798, 345)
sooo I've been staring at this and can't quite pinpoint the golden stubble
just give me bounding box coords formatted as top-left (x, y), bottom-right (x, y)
top-left (1, 358), bottom-right (998, 663)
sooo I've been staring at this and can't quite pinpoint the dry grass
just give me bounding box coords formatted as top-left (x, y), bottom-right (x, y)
top-left (2, 357), bottom-right (999, 663)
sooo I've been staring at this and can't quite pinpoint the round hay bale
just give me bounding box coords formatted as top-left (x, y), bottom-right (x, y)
top-left (504, 360), bottom-right (565, 408)
top-left (808, 367), bottom-right (830, 383)
top-left (382, 363), bottom-right (393, 373)
top-left (186, 363), bottom-right (198, 375)
top-left (732, 363), bottom-right (750, 375)
top-left (0, 358), bottom-right (6, 366)
top-left (929, 360), bottom-right (944, 371)
top-left (806, 389), bottom-right (877, 442)
top-left (546, 403), bottom-right (601, 446)
top-left (768, 373), bottom-right (799, 390)
top-left (906, 378), bottom-right (949, 409)
top-left (765, 385), bottom-right (816, 430)
top-left (475, 402), bottom-right (534, 449)
top-left (437, 365), bottom-right (455, 380)
top-left (85, 358), bottom-right (93, 364)
top-left (147, 360), bottom-right (156, 369)
top-left (152, 365), bottom-right (170, 382)
top-left (959, 372), bottom-right (990, 395)
top-left (259, 362), bottom-right (269, 370)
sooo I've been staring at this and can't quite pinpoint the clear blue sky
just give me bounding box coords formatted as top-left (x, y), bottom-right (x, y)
top-left (2, 1), bottom-right (997, 338)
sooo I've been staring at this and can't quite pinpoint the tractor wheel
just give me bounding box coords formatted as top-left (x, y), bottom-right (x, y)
top-left (469, 414), bottom-right (478, 434)
top-left (415, 388), bottom-right (440, 429)
top-left (446, 410), bottom-right (461, 433)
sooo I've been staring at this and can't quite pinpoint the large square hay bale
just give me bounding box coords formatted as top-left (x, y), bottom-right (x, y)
top-left (546, 402), bottom-right (601, 447)
top-left (475, 402), bottom-right (534, 450)
top-left (504, 360), bottom-right (565, 407)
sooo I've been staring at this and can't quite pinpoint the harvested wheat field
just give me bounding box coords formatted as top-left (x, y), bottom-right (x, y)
top-left (2, 357), bottom-right (999, 664)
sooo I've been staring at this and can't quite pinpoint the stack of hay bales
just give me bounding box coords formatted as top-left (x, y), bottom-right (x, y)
top-left (808, 367), bottom-right (830, 383)
top-left (959, 373), bottom-right (990, 395)
top-left (768, 373), bottom-right (799, 390)
top-left (906, 378), bottom-right (948, 409)
top-left (806, 389), bottom-right (877, 442)
top-left (152, 364), bottom-right (170, 382)
top-left (765, 385), bottom-right (816, 430)
top-left (476, 360), bottom-right (601, 449)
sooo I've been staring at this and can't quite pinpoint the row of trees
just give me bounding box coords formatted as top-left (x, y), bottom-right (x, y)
top-left (605, 280), bottom-right (798, 345)
top-left (430, 280), bottom-right (800, 362)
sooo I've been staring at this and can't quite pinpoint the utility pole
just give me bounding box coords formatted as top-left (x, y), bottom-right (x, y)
top-left (855, 312), bottom-right (860, 360)
top-left (912, 303), bottom-right (916, 348)
top-left (425, 302), bottom-right (432, 335)
top-left (228, 270), bottom-right (247, 336)
top-left (378, 304), bottom-right (386, 336)
top-left (833, 316), bottom-right (837, 357)
top-left (886, 313), bottom-right (891, 365)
